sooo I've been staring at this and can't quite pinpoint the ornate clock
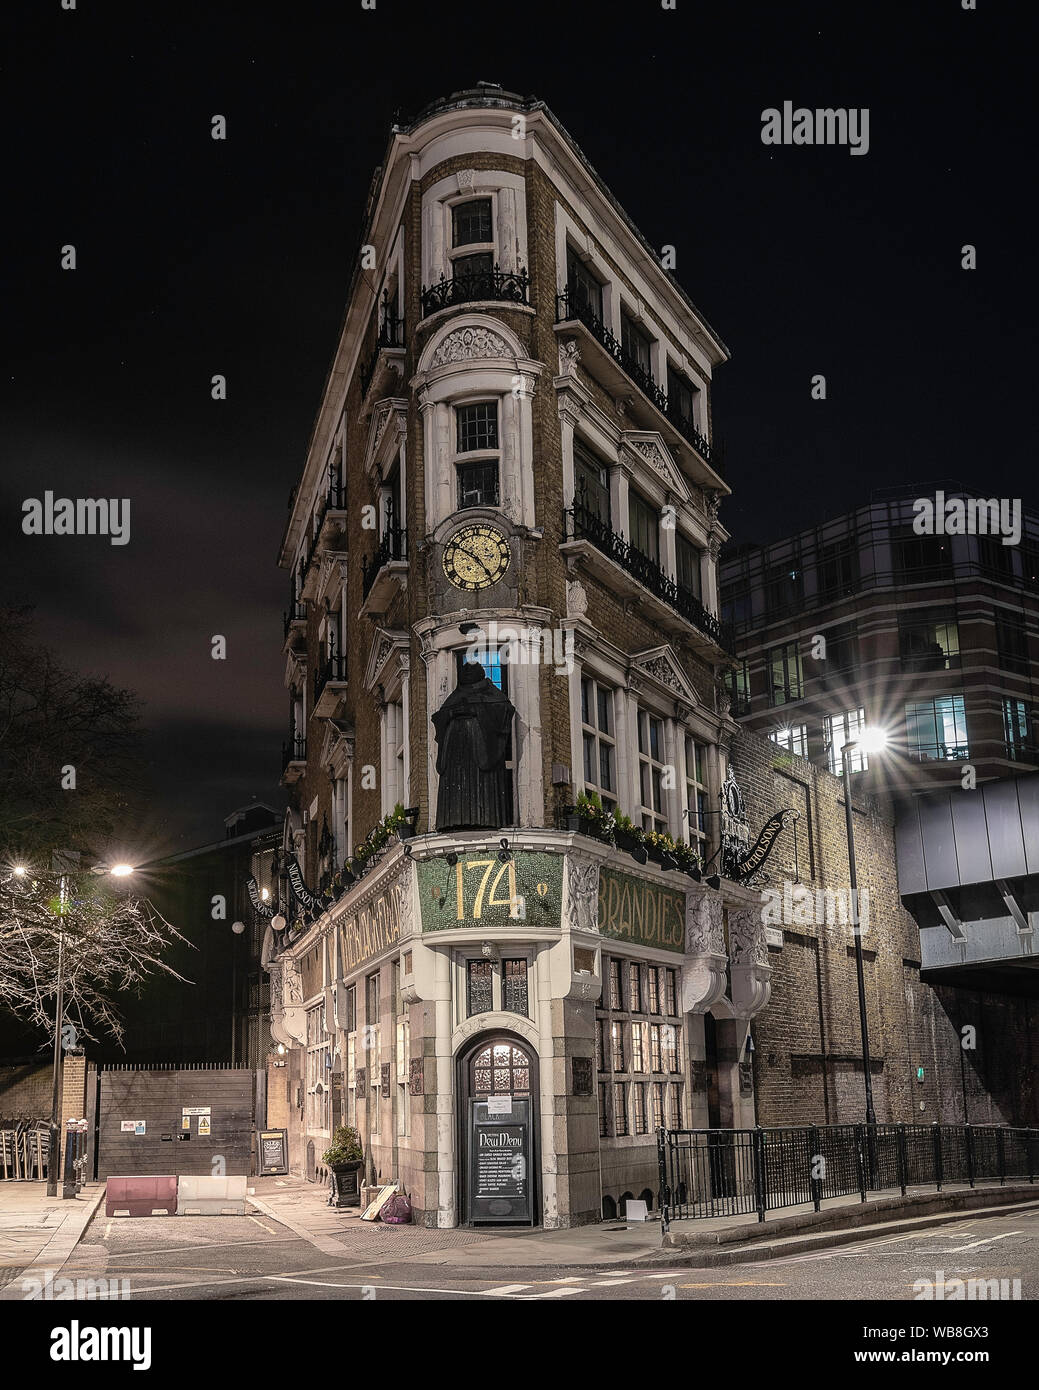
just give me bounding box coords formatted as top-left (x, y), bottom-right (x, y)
top-left (442, 522), bottom-right (511, 591)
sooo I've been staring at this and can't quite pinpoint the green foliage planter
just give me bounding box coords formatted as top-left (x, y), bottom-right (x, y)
top-left (323, 1126), bottom-right (364, 1209)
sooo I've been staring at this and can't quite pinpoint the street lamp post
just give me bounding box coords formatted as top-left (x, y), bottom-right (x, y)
top-left (46, 872), bottom-right (68, 1197)
top-left (840, 730), bottom-right (887, 1133)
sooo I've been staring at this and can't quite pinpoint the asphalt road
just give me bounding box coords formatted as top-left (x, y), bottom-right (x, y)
top-left (33, 1201), bottom-right (1039, 1301)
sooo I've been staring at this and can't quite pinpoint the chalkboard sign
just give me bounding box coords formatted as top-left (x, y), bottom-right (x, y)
top-left (258, 1128), bottom-right (288, 1175)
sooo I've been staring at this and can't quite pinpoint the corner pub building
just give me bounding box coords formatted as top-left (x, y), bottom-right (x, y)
top-left (259, 86), bottom-right (860, 1228)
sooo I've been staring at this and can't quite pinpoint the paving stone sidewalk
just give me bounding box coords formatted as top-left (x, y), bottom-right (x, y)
top-left (0, 1182), bottom-right (106, 1297)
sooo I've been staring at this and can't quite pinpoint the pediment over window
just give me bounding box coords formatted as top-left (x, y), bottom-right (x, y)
top-left (620, 431), bottom-right (692, 505)
top-left (417, 313), bottom-right (526, 374)
top-left (628, 644), bottom-right (700, 706)
top-left (363, 398), bottom-right (408, 481)
top-left (319, 719), bottom-right (354, 779)
top-left (363, 627), bottom-right (409, 694)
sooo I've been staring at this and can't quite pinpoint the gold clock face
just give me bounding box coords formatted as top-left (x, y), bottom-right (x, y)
top-left (442, 523), bottom-right (511, 591)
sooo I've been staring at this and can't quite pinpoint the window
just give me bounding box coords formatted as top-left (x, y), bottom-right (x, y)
top-left (977, 535), bottom-right (1016, 580)
top-left (646, 967), bottom-right (660, 1014)
top-left (366, 972), bottom-right (380, 1029)
top-left (452, 198), bottom-right (492, 247)
top-left (566, 247), bottom-right (603, 321)
top-left (684, 735), bottom-right (707, 853)
top-left (899, 610), bottom-right (961, 672)
top-left (620, 310), bottom-right (652, 376)
top-left (669, 1082), bottom-right (683, 1129)
top-left (725, 659), bottom-right (751, 715)
top-left (610, 1021), bottom-right (626, 1072)
top-left (503, 958), bottom-right (528, 1016)
top-left (825, 708), bottom-right (869, 773)
top-left (650, 1024), bottom-right (662, 1072)
top-left (676, 533), bottom-right (702, 599)
top-left (996, 611), bottom-right (1029, 675)
top-left (628, 490), bottom-right (660, 564)
top-left (631, 1020), bottom-right (645, 1072)
top-left (613, 1082), bottom-right (629, 1136)
top-left (666, 365), bottom-right (697, 429)
top-left (633, 1083), bottom-right (648, 1135)
top-left (608, 957), bottom-right (623, 1011)
top-left (455, 402), bottom-right (500, 510)
top-left (1003, 697), bottom-right (1031, 761)
top-left (765, 563), bottom-right (803, 617)
top-left (814, 623), bottom-right (858, 677)
top-left (306, 1005), bottom-right (329, 1135)
top-left (574, 443), bottom-right (610, 525)
top-left (768, 641), bottom-right (804, 706)
top-left (627, 963), bottom-right (642, 1013)
top-left (892, 528), bottom-right (951, 583)
top-left (637, 708), bottom-right (668, 832)
top-left (582, 676), bottom-right (617, 810)
top-left (596, 1019), bottom-right (606, 1072)
top-left (770, 724), bottom-right (809, 759)
top-left (664, 969), bottom-right (677, 1016)
top-left (662, 1023), bottom-right (678, 1073)
top-left (599, 1082), bottom-right (609, 1137)
top-left (458, 646), bottom-right (506, 692)
top-left (651, 1082), bottom-right (665, 1130)
top-left (817, 538), bottom-right (859, 598)
top-left (724, 586), bottom-right (752, 629)
top-left (467, 959), bottom-right (493, 1016)
top-left (904, 696), bottom-right (969, 761)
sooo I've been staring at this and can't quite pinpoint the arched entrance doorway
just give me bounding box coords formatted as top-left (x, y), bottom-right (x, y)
top-left (457, 1032), bottom-right (539, 1226)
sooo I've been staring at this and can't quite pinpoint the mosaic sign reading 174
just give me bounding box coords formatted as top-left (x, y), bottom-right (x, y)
top-left (418, 851), bottom-right (563, 931)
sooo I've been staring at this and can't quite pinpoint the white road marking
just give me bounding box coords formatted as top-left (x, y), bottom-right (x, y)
top-left (529, 1286), bottom-right (583, 1298)
top-left (588, 1277), bottom-right (637, 1287)
top-left (485, 1283), bottom-right (530, 1295)
top-left (945, 1232), bottom-right (1023, 1253)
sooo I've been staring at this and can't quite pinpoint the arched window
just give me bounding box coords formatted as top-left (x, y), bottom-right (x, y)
top-left (470, 1041), bottom-right (532, 1096)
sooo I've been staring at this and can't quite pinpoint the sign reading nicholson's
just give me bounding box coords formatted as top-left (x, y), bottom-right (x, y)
top-left (598, 866), bottom-right (685, 953)
top-left (339, 881), bottom-right (401, 971)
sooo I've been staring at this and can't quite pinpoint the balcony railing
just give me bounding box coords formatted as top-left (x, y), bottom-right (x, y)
top-left (281, 737), bottom-right (306, 772)
top-left (906, 743), bottom-right (971, 762)
top-left (563, 500), bottom-right (730, 649)
top-left (282, 599), bottom-right (308, 636)
top-left (314, 653), bottom-right (347, 706)
top-left (361, 525), bottom-right (408, 601)
top-left (420, 264), bottom-right (531, 318)
top-left (555, 286), bottom-right (718, 469)
top-left (359, 295), bottom-right (405, 400)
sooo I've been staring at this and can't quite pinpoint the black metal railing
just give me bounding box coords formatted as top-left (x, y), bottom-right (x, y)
top-left (420, 264), bottom-right (531, 317)
top-left (282, 599), bottom-right (308, 636)
top-left (658, 1123), bottom-right (1039, 1228)
top-left (359, 296), bottom-right (405, 399)
top-left (563, 500), bottom-right (730, 649)
top-left (361, 525), bottom-right (407, 601)
top-left (555, 287), bottom-right (717, 468)
top-left (281, 737), bottom-right (306, 771)
top-left (313, 653), bottom-right (347, 705)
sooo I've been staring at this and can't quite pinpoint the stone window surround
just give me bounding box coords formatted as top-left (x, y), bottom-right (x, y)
top-left (554, 202), bottom-right (713, 425)
top-left (560, 401), bottom-right (718, 616)
top-left (415, 315), bottom-right (542, 532)
top-left (421, 169), bottom-right (528, 293)
top-left (416, 609), bottom-right (549, 831)
top-left (568, 638), bottom-right (722, 849)
top-left (454, 948), bottom-right (534, 1027)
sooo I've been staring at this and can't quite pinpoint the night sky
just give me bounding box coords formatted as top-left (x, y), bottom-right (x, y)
top-left (2, 1), bottom-right (1028, 853)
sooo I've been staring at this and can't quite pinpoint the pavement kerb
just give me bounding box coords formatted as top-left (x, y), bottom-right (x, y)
top-left (2, 1185), bottom-right (107, 1297)
top-left (247, 1193), bottom-right (347, 1257)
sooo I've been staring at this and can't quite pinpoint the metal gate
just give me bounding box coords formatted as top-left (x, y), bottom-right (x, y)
top-left (96, 1064), bottom-right (259, 1178)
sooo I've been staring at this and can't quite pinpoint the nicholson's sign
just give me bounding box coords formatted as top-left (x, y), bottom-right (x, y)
top-left (597, 866), bottom-right (685, 953)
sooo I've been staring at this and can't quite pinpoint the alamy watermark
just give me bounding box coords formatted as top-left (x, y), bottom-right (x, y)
top-left (466, 621), bottom-right (574, 677)
top-left (22, 1267), bottom-right (131, 1300)
top-left (760, 102), bottom-right (869, 156)
top-left (912, 490), bottom-right (1021, 546)
top-left (21, 492), bottom-right (131, 546)
top-left (761, 880), bottom-right (869, 932)
top-left (914, 1270), bottom-right (1022, 1301)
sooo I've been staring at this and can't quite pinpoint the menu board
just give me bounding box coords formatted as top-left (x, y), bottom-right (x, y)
top-left (468, 1098), bottom-right (532, 1224)
top-left (258, 1128), bottom-right (288, 1175)
top-left (475, 1126), bottom-right (527, 1199)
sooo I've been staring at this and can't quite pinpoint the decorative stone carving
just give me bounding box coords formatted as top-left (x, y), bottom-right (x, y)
top-left (565, 579), bottom-right (588, 618)
top-left (707, 533), bottom-right (723, 562)
top-left (430, 326), bottom-right (512, 367)
top-left (704, 489), bottom-right (723, 524)
top-left (729, 908), bottom-right (768, 969)
top-left (558, 340), bottom-right (581, 377)
top-left (632, 439), bottom-right (671, 484)
top-left (687, 888), bottom-right (725, 955)
top-left (456, 168), bottom-right (475, 192)
top-left (566, 858), bottom-right (599, 934)
top-left (715, 672), bottom-right (732, 718)
top-left (642, 655), bottom-right (684, 694)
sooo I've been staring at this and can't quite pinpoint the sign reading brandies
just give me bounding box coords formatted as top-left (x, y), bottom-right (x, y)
top-left (598, 866), bottom-right (685, 953)
top-left (419, 851), bottom-right (562, 932)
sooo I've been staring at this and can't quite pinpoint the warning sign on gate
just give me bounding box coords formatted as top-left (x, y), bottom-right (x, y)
top-left (198, 1116), bottom-right (211, 1136)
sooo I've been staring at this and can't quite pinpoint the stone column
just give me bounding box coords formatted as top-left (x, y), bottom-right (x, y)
top-left (500, 390), bottom-right (521, 524)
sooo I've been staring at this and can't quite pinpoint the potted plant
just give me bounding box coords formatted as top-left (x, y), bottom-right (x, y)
top-left (387, 803), bottom-right (420, 840)
top-left (643, 829), bottom-right (679, 872)
top-left (672, 839), bottom-right (703, 881)
top-left (563, 791), bottom-right (614, 842)
top-left (612, 811), bottom-right (648, 864)
top-left (323, 1125), bottom-right (364, 1208)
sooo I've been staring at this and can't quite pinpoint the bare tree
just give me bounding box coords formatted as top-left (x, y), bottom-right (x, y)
top-left (0, 869), bottom-right (189, 1047)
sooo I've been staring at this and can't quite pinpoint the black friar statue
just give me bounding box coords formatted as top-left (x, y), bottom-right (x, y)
top-left (432, 660), bottom-right (516, 831)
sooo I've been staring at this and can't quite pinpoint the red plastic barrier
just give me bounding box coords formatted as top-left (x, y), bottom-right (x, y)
top-left (105, 1174), bottom-right (178, 1217)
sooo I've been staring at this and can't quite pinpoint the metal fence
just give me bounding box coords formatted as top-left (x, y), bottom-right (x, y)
top-left (657, 1123), bottom-right (1039, 1228)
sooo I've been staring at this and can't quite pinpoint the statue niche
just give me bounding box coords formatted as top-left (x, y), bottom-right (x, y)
top-left (432, 660), bottom-right (516, 831)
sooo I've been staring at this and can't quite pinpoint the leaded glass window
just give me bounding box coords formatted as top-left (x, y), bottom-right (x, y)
top-left (466, 959), bottom-right (493, 1017)
top-left (503, 958), bottom-right (528, 1016)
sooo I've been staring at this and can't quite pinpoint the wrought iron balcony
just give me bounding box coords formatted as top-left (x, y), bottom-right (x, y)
top-left (359, 296), bottom-right (406, 400)
top-left (313, 653), bottom-right (348, 715)
top-left (361, 525), bottom-right (408, 602)
top-left (281, 737), bottom-right (306, 772)
top-left (282, 599), bottom-right (308, 637)
top-left (420, 264), bottom-right (531, 318)
top-left (555, 286), bottom-right (719, 470)
top-left (562, 500), bottom-right (731, 650)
